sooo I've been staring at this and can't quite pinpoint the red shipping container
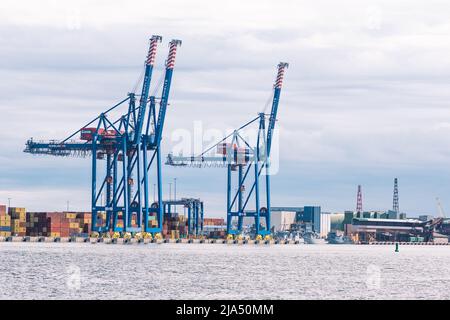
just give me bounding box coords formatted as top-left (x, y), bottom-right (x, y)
top-left (80, 127), bottom-right (105, 141)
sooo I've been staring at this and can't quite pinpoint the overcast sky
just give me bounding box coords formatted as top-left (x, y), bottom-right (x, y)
top-left (1, 0), bottom-right (450, 217)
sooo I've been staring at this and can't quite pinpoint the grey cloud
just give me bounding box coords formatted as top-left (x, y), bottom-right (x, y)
top-left (1, 0), bottom-right (450, 214)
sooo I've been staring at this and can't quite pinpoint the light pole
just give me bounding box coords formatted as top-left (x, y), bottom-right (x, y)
top-left (153, 184), bottom-right (156, 203)
top-left (174, 178), bottom-right (177, 201)
top-left (7, 198), bottom-right (11, 209)
top-left (169, 183), bottom-right (172, 201)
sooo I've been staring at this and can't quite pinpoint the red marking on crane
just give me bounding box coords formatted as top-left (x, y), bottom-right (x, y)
top-left (275, 68), bottom-right (285, 88)
top-left (146, 36), bottom-right (161, 66)
top-left (166, 42), bottom-right (179, 69)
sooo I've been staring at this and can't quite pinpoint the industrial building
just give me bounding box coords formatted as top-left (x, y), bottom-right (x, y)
top-left (270, 206), bottom-right (330, 237)
top-left (349, 217), bottom-right (427, 242)
top-left (343, 210), bottom-right (406, 236)
top-left (270, 209), bottom-right (296, 232)
top-left (342, 210), bottom-right (448, 243)
top-left (337, 180), bottom-right (450, 243)
top-left (330, 213), bottom-right (345, 232)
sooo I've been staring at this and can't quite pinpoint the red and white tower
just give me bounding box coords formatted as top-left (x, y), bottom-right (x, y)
top-left (356, 185), bottom-right (363, 213)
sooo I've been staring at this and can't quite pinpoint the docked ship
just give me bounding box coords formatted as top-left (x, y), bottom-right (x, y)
top-left (274, 231), bottom-right (305, 243)
top-left (303, 232), bottom-right (327, 244)
top-left (326, 232), bottom-right (353, 244)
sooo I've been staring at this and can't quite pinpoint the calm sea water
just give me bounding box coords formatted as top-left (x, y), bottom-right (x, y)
top-left (1, 242), bottom-right (449, 300)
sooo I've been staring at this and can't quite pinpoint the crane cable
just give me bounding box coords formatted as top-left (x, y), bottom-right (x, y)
top-left (262, 89), bottom-right (274, 115)
top-left (130, 65), bottom-right (165, 133)
top-left (147, 71), bottom-right (166, 132)
top-left (436, 197), bottom-right (446, 218)
top-left (196, 87), bottom-right (275, 157)
top-left (150, 71), bottom-right (165, 97)
top-left (131, 64), bottom-right (145, 94)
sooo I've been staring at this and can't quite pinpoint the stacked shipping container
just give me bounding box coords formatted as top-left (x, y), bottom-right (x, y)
top-left (76, 212), bottom-right (91, 236)
top-left (0, 205), bottom-right (11, 237)
top-left (0, 203), bottom-right (226, 239)
top-left (44, 212), bottom-right (92, 237)
top-left (148, 213), bottom-right (158, 229)
top-left (203, 218), bottom-right (226, 238)
top-left (26, 212), bottom-right (49, 236)
top-left (9, 207), bottom-right (26, 236)
top-left (203, 218), bottom-right (225, 226)
top-left (162, 213), bottom-right (187, 239)
top-left (25, 211), bottom-right (92, 237)
top-left (95, 212), bottom-right (107, 229)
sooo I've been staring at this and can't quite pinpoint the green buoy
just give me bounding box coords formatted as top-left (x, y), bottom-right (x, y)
top-left (395, 242), bottom-right (399, 252)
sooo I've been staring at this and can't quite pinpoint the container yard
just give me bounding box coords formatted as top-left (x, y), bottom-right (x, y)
top-left (2, 177), bottom-right (450, 245)
top-left (15, 35), bottom-right (450, 245)
top-left (26, 212), bottom-right (92, 238)
top-left (0, 205), bottom-right (228, 242)
top-left (1, 204), bottom-right (449, 245)
top-left (20, 36), bottom-right (291, 241)
top-left (1, 15), bottom-right (449, 246)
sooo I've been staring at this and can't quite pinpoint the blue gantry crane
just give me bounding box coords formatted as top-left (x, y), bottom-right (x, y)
top-left (166, 62), bottom-right (288, 237)
top-left (163, 198), bottom-right (204, 236)
top-left (24, 36), bottom-right (182, 234)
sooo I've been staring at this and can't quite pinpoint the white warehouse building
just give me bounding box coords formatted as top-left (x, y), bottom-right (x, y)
top-left (314, 210), bottom-right (331, 237)
top-left (271, 211), bottom-right (297, 232)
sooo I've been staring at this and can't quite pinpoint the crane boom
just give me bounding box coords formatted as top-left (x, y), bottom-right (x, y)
top-left (436, 197), bottom-right (446, 218)
top-left (133, 35), bottom-right (162, 144)
top-left (266, 62), bottom-right (289, 156)
top-left (166, 152), bottom-right (255, 167)
top-left (155, 39), bottom-right (182, 144)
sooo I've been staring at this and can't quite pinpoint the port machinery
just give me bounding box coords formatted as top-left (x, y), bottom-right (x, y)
top-left (163, 198), bottom-right (204, 236)
top-left (24, 35), bottom-right (181, 234)
top-left (166, 62), bottom-right (288, 236)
